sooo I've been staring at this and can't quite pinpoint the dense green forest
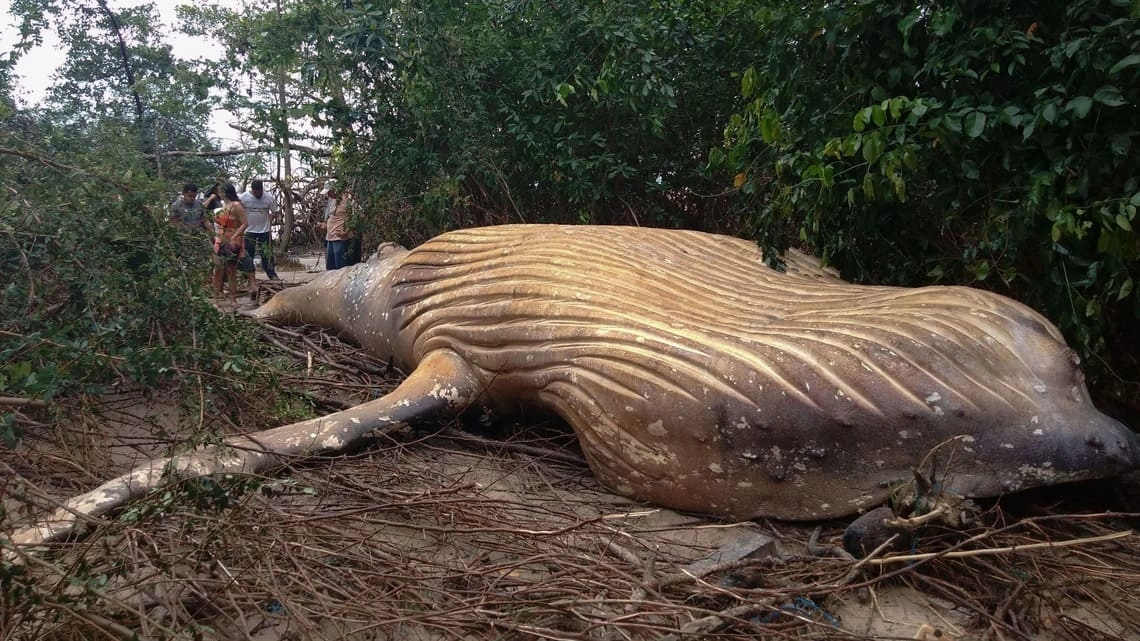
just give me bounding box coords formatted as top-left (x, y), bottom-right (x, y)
top-left (2, 0), bottom-right (1139, 441)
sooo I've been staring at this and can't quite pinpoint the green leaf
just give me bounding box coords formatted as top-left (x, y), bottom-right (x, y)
top-left (853, 107), bottom-right (870, 132)
top-left (1066, 96), bottom-right (1094, 118)
top-left (1093, 85), bottom-right (1126, 107)
top-left (1041, 102), bottom-right (1057, 124)
top-left (939, 113), bottom-right (961, 134)
top-left (961, 159), bottom-right (979, 180)
top-left (759, 110), bottom-right (780, 143)
top-left (708, 147), bottom-right (725, 167)
top-left (1119, 278), bottom-right (1134, 301)
top-left (862, 133), bottom-right (884, 164)
top-left (1116, 213), bottom-right (1133, 231)
top-left (555, 82), bottom-right (575, 106)
top-left (888, 97), bottom-right (903, 120)
top-left (742, 67), bottom-right (758, 98)
top-left (1086, 299), bottom-right (1101, 318)
top-left (1109, 53), bottom-right (1140, 75)
top-left (871, 104), bottom-right (886, 127)
top-left (1130, 191), bottom-right (1140, 207)
top-left (1110, 134), bottom-right (1132, 157)
top-left (891, 174), bottom-right (907, 201)
top-left (821, 165), bottom-right (834, 188)
top-left (964, 111), bottom-right (986, 138)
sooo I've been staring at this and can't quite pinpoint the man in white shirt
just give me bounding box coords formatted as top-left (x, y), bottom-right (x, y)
top-left (239, 179), bottom-right (281, 296)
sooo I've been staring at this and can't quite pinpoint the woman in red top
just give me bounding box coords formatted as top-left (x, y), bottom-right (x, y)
top-left (212, 183), bottom-right (248, 306)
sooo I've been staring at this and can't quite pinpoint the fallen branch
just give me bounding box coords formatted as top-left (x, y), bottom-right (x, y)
top-left (2, 350), bottom-right (478, 562)
top-left (866, 530), bottom-right (1133, 566)
top-left (0, 396), bottom-right (49, 409)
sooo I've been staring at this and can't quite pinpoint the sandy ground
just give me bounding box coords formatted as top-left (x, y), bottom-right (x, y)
top-left (275, 247), bottom-right (327, 280)
top-left (208, 248), bottom-right (324, 312)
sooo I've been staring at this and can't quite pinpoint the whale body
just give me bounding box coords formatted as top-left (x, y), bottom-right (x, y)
top-left (248, 224), bottom-right (1139, 520)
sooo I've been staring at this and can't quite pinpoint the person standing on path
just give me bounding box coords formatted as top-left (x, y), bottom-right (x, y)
top-left (316, 179), bottom-right (355, 270)
top-left (212, 183), bottom-right (248, 307)
top-left (239, 179), bottom-right (281, 298)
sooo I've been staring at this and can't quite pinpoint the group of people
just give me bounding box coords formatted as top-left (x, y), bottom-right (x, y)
top-left (169, 180), bottom-right (282, 305)
top-left (169, 179), bottom-right (357, 306)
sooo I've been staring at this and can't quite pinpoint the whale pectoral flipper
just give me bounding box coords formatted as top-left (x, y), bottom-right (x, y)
top-left (3, 350), bottom-right (481, 559)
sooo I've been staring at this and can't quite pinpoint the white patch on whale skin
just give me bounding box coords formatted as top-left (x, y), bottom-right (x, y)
top-left (708, 463), bottom-right (723, 474)
top-left (1033, 428), bottom-right (1044, 436)
top-left (429, 383), bottom-right (468, 405)
top-left (646, 420), bottom-right (667, 437)
top-left (924, 391), bottom-right (946, 416)
top-left (1016, 464), bottom-right (1058, 481)
top-left (1032, 384), bottom-right (1047, 394)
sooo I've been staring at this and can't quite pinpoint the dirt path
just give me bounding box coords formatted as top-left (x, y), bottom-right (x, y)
top-left (275, 247), bottom-right (326, 283)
